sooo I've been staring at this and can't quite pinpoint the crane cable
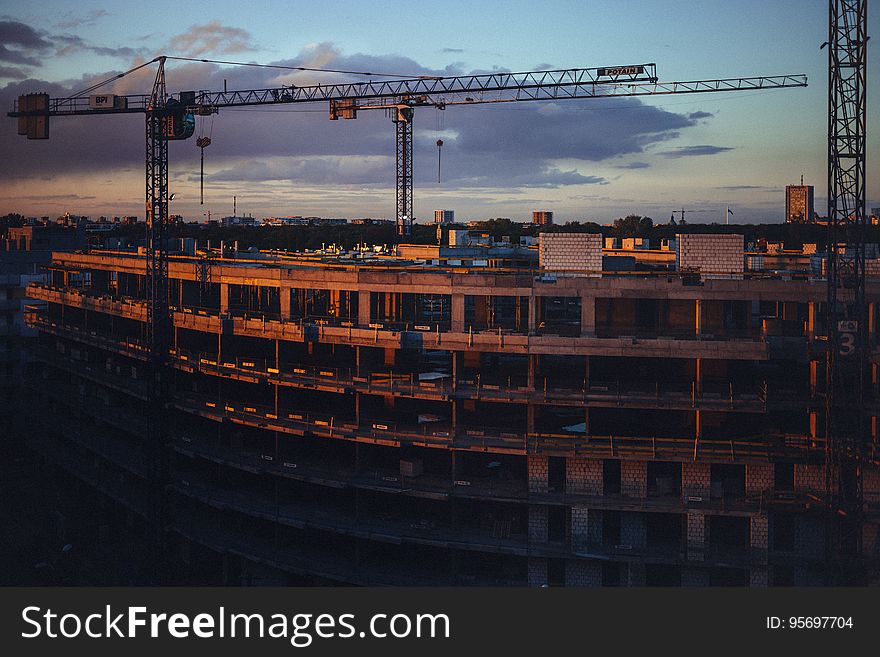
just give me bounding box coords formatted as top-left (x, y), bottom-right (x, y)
top-left (58, 54), bottom-right (433, 107)
top-left (164, 55), bottom-right (434, 79)
top-left (58, 57), bottom-right (164, 103)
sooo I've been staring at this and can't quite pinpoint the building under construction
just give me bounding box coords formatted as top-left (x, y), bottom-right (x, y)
top-left (20, 231), bottom-right (880, 586)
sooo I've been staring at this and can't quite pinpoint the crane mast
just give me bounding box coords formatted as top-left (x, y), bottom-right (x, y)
top-left (825, 0), bottom-right (869, 584)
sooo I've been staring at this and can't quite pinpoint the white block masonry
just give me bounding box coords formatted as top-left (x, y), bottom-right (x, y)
top-left (539, 233), bottom-right (602, 274)
top-left (675, 233), bottom-right (744, 279)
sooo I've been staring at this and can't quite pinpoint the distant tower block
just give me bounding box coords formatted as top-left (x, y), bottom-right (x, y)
top-left (532, 211), bottom-right (554, 225)
top-left (434, 209), bottom-right (454, 224)
top-left (785, 183), bottom-right (814, 224)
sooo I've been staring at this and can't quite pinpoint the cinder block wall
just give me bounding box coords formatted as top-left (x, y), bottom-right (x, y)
top-left (539, 233), bottom-right (602, 271)
top-left (675, 233), bottom-right (744, 276)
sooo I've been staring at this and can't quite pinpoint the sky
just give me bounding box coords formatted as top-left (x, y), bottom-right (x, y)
top-left (1, 0), bottom-right (878, 225)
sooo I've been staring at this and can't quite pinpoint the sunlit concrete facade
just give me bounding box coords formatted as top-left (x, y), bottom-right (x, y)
top-left (22, 243), bottom-right (880, 586)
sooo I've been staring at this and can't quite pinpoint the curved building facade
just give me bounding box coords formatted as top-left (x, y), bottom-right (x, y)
top-left (22, 239), bottom-right (880, 586)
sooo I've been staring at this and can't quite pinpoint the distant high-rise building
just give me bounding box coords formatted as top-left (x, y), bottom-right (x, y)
top-left (434, 209), bottom-right (454, 224)
top-left (532, 211), bottom-right (553, 225)
top-left (785, 184), bottom-right (814, 224)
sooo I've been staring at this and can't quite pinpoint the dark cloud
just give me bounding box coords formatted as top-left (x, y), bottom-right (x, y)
top-left (0, 21), bottom-right (53, 50)
top-left (54, 34), bottom-right (143, 59)
top-left (0, 19), bottom-right (142, 70)
top-left (17, 194), bottom-right (97, 200)
top-left (0, 45), bottom-right (710, 202)
top-left (617, 162), bottom-right (651, 170)
top-left (0, 65), bottom-right (28, 80)
top-left (687, 111), bottom-right (713, 120)
top-left (168, 21), bottom-right (256, 57)
top-left (56, 10), bottom-right (110, 29)
top-left (660, 145), bottom-right (732, 158)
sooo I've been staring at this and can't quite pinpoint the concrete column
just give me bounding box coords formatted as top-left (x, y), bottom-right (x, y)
top-left (451, 400), bottom-right (458, 438)
top-left (580, 294), bottom-right (596, 337)
top-left (451, 294), bottom-right (465, 332)
top-left (358, 291), bottom-right (371, 326)
top-left (810, 359), bottom-right (819, 396)
top-left (279, 287), bottom-right (291, 320)
top-left (527, 354), bottom-right (538, 390)
top-left (527, 295), bottom-right (537, 333)
top-left (695, 299), bottom-right (702, 336)
top-left (807, 301), bottom-right (817, 340)
top-left (219, 283), bottom-right (230, 314)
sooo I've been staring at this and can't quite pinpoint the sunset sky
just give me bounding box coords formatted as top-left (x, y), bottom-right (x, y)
top-left (1, 0), bottom-right (878, 224)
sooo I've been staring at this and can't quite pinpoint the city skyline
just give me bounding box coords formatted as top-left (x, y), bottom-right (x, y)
top-left (1, 1), bottom-right (878, 224)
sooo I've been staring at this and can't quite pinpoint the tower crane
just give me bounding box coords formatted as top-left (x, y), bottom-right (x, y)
top-left (9, 55), bottom-right (808, 551)
top-left (823, 0), bottom-right (870, 585)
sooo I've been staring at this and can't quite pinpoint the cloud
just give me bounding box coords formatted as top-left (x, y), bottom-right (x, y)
top-left (660, 145), bottom-right (733, 158)
top-left (55, 9), bottom-right (110, 30)
top-left (168, 21), bottom-right (256, 57)
top-left (0, 65), bottom-right (28, 80)
top-left (16, 194), bottom-right (97, 201)
top-left (0, 21), bottom-right (53, 50)
top-left (441, 48), bottom-right (464, 54)
top-left (715, 185), bottom-right (776, 191)
top-left (0, 45), bottom-right (712, 212)
top-left (53, 34), bottom-right (143, 59)
top-left (687, 111), bottom-right (713, 120)
top-left (617, 162), bottom-right (651, 169)
top-left (0, 21), bottom-right (53, 67)
top-left (0, 20), bottom-right (143, 69)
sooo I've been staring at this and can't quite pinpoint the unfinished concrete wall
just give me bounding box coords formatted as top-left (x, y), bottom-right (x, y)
top-left (675, 234), bottom-right (744, 278)
top-left (538, 233), bottom-right (602, 273)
